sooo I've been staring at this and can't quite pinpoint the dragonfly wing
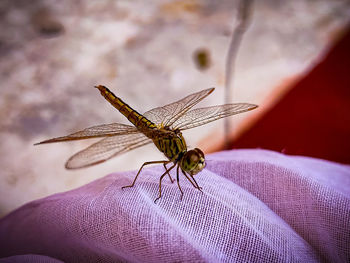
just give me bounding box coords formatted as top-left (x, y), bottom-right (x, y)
top-left (66, 133), bottom-right (152, 169)
top-left (143, 88), bottom-right (215, 127)
top-left (35, 123), bottom-right (138, 144)
top-left (172, 103), bottom-right (258, 130)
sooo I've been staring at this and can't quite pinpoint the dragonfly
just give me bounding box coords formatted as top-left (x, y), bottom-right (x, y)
top-left (36, 86), bottom-right (258, 202)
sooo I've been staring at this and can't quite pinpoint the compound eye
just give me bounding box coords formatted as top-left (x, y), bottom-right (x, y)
top-left (194, 148), bottom-right (204, 158)
top-left (184, 150), bottom-right (198, 165)
top-left (190, 153), bottom-right (199, 163)
top-left (181, 149), bottom-right (206, 175)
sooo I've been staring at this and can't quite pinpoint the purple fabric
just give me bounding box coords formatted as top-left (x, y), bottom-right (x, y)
top-left (0, 255), bottom-right (63, 263)
top-left (0, 149), bottom-right (349, 262)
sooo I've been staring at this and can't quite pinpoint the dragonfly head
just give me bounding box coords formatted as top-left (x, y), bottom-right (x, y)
top-left (180, 148), bottom-right (206, 176)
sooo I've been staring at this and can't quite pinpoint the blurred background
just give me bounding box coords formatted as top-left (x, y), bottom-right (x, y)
top-left (0, 0), bottom-right (349, 217)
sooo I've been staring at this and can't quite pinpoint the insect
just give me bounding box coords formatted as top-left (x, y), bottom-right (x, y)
top-left (36, 86), bottom-right (258, 202)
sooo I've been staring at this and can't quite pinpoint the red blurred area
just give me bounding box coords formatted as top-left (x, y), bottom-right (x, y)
top-left (232, 29), bottom-right (350, 164)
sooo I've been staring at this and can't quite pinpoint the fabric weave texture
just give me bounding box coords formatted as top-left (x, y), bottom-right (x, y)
top-left (0, 149), bottom-right (349, 262)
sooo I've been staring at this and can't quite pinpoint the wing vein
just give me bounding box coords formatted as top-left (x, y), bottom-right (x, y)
top-left (35, 123), bottom-right (138, 144)
top-left (65, 133), bottom-right (152, 169)
top-left (172, 103), bottom-right (258, 130)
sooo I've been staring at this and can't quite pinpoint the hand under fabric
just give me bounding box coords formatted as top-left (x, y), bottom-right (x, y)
top-left (0, 149), bottom-right (349, 262)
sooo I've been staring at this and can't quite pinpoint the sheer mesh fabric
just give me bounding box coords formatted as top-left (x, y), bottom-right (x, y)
top-left (0, 149), bottom-right (349, 262)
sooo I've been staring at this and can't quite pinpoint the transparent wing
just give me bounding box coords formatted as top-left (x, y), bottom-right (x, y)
top-left (143, 87), bottom-right (215, 127)
top-left (35, 123), bottom-right (138, 144)
top-left (172, 103), bottom-right (258, 130)
top-left (65, 133), bottom-right (152, 169)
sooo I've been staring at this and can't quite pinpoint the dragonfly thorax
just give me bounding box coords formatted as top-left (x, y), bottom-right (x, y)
top-left (152, 128), bottom-right (206, 175)
top-left (152, 128), bottom-right (187, 161)
top-left (180, 148), bottom-right (206, 176)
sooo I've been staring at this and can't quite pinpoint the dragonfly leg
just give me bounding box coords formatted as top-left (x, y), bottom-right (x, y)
top-left (190, 175), bottom-right (203, 192)
top-left (163, 163), bottom-right (175, 183)
top-left (176, 164), bottom-right (184, 201)
top-left (181, 169), bottom-right (203, 192)
top-left (122, 160), bottom-right (170, 189)
top-left (180, 169), bottom-right (197, 188)
top-left (154, 162), bottom-right (177, 203)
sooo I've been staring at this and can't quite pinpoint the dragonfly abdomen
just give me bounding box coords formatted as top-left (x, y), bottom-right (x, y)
top-left (96, 85), bottom-right (156, 131)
